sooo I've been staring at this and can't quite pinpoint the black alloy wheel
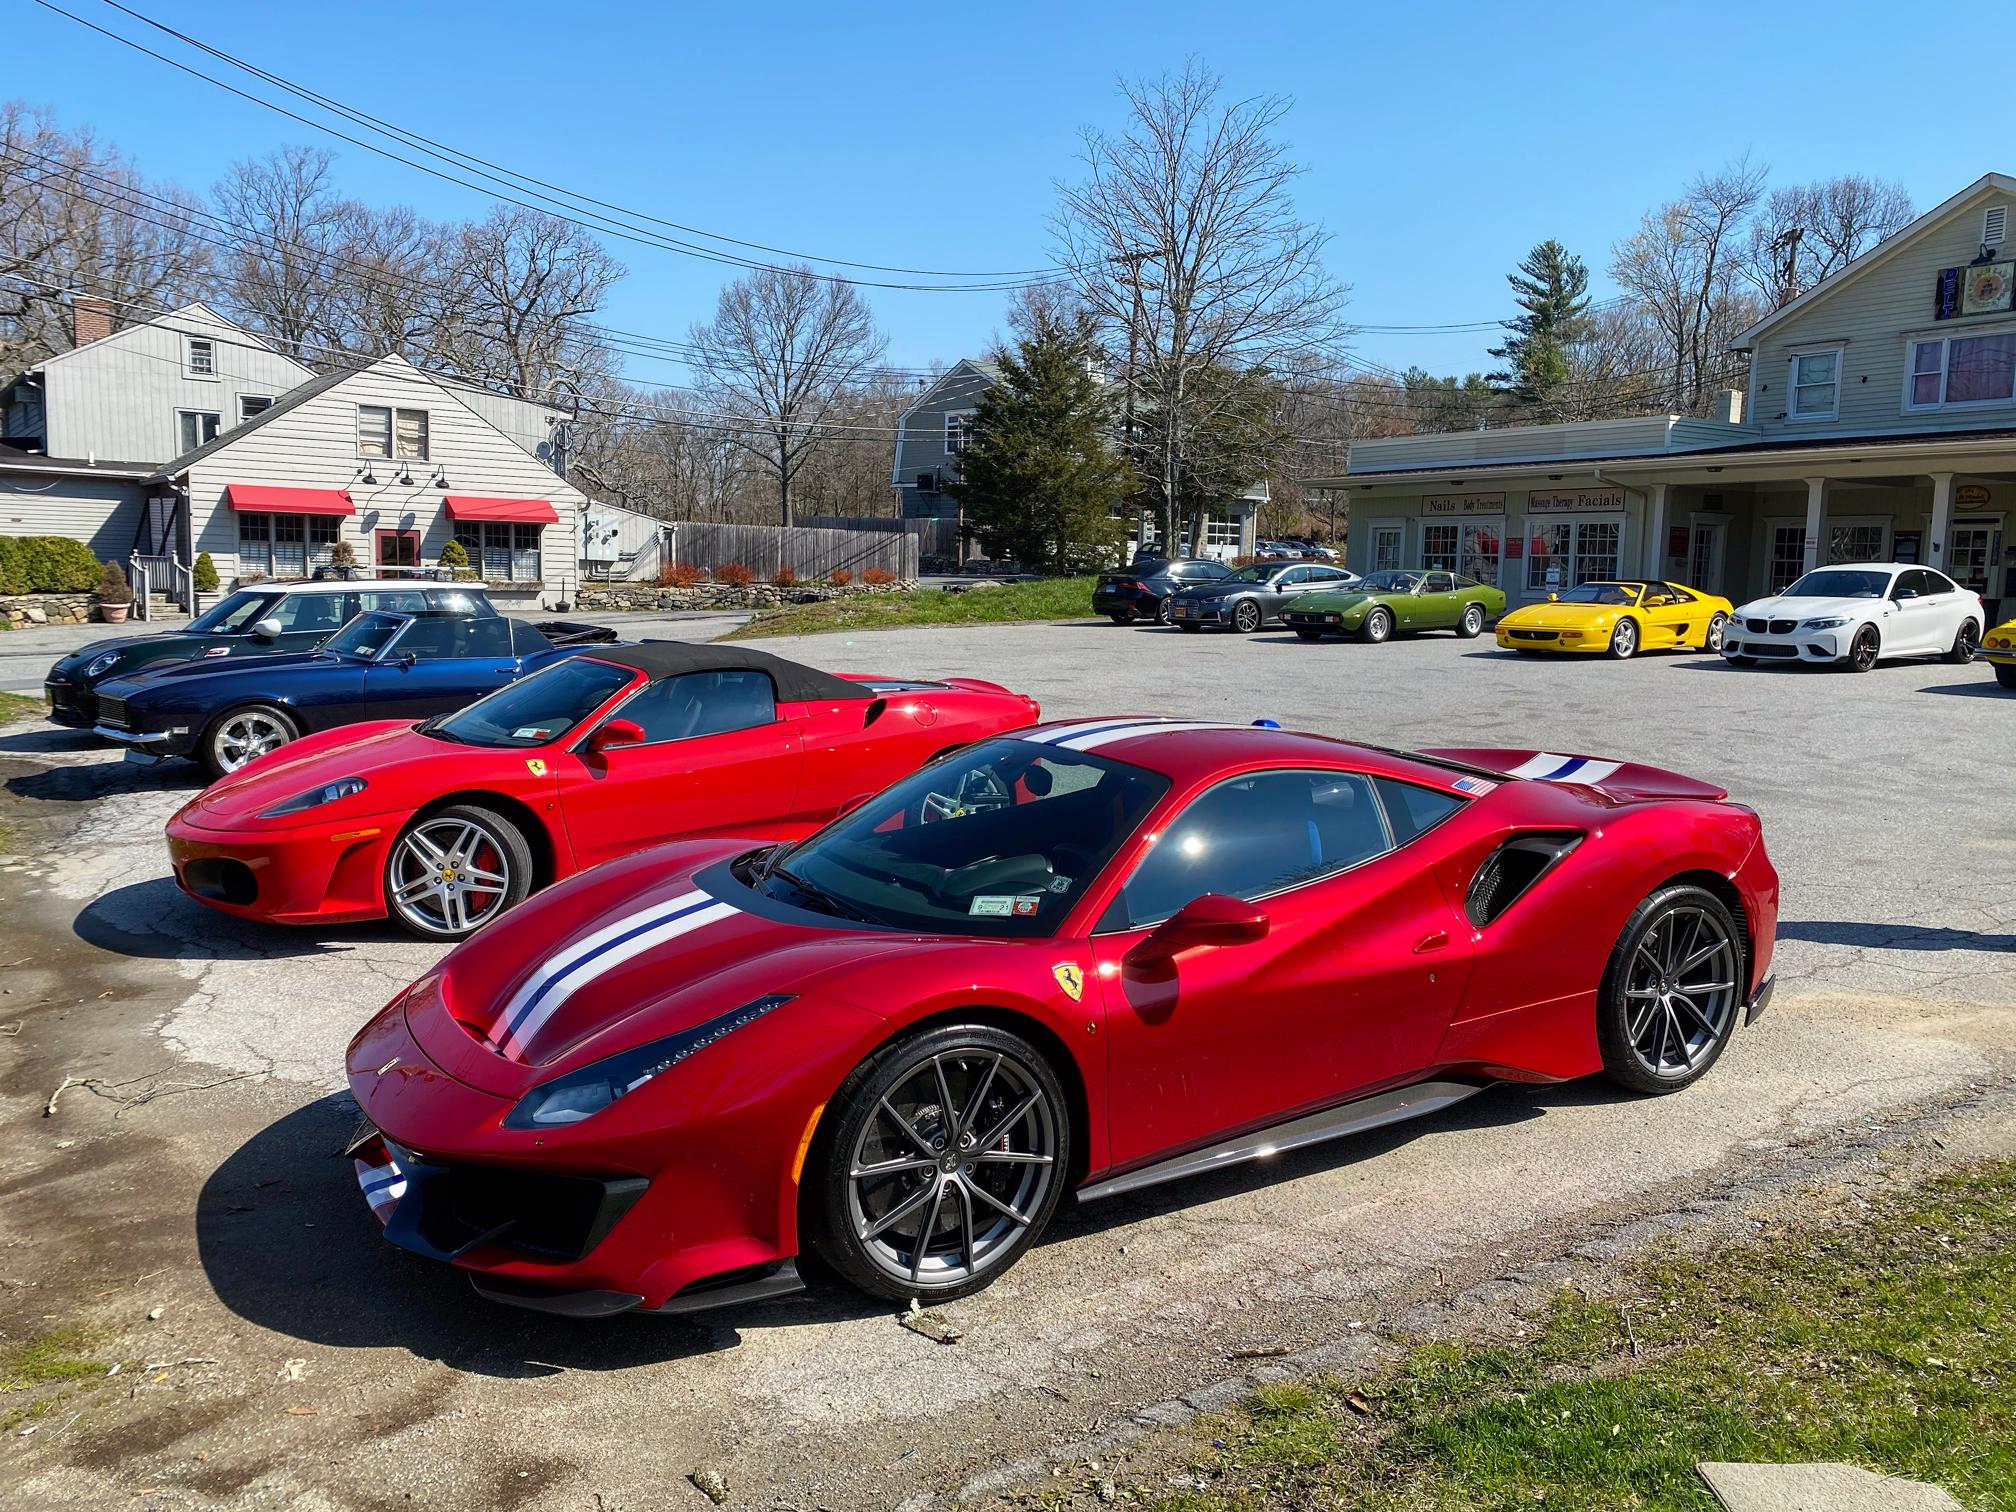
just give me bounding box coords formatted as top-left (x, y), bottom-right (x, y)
top-left (1945, 620), bottom-right (1979, 665)
top-left (1596, 884), bottom-right (1744, 1094)
top-left (1845, 624), bottom-right (1880, 672)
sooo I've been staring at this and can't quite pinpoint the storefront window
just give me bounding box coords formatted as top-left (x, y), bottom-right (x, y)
top-left (1527, 522), bottom-right (1570, 592)
top-left (1826, 523), bottom-right (1886, 564)
top-left (1527, 520), bottom-right (1621, 592)
top-left (1461, 524), bottom-right (1501, 587)
top-left (1769, 526), bottom-right (1806, 591)
top-left (456, 521), bottom-right (545, 582)
top-left (1371, 526), bottom-right (1403, 574)
top-left (1421, 524), bottom-right (1460, 572)
top-left (237, 512), bottom-right (338, 579)
top-left (1573, 521), bottom-right (1621, 583)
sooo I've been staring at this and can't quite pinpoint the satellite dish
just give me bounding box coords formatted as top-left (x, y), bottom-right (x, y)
top-left (535, 441), bottom-right (553, 460)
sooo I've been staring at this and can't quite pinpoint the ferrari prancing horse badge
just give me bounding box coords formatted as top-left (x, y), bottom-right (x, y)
top-left (1052, 963), bottom-right (1084, 1002)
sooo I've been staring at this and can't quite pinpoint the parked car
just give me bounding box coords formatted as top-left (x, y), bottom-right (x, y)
top-left (167, 644), bottom-right (1039, 939)
top-left (1495, 580), bottom-right (1734, 659)
top-left (1283, 569), bottom-right (1505, 642)
top-left (41, 579), bottom-right (505, 730)
top-left (93, 607), bottom-right (608, 777)
top-left (1091, 558), bottom-right (1232, 624)
top-left (1168, 561), bottom-right (1359, 632)
top-left (343, 718), bottom-right (1775, 1314)
top-left (1721, 564), bottom-right (1983, 672)
top-left (1984, 614), bottom-right (2016, 688)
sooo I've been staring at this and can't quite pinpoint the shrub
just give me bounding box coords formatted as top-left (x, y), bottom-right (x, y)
top-left (862, 567), bottom-right (897, 586)
top-left (0, 538), bottom-right (19, 595)
top-left (827, 568), bottom-right (853, 587)
top-left (773, 564), bottom-right (799, 587)
top-left (438, 538), bottom-right (470, 569)
top-left (714, 562), bottom-right (754, 588)
top-left (95, 560), bottom-right (134, 606)
top-left (657, 561), bottom-right (705, 589)
top-left (192, 551), bottom-right (220, 592)
top-left (0, 535), bottom-right (102, 593)
top-left (329, 538), bottom-right (356, 568)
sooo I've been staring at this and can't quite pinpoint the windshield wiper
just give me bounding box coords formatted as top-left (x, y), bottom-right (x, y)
top-left (765, 864), bottom-right (885, 926)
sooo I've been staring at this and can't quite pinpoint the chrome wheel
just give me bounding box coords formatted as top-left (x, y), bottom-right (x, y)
top-left (1622, 903), bottom-right (1738, 1080)
top-left (1459, 604), bottom-right (1484, 637)
top-left (1361, 607), bottom-right (1392, 644)
top-left (388, 816), bottom-right (514, 937)
top-left (1705, 612), bottom-right (1727, 652)
top-left (1609, 618), bottom-right (1638, 659)
top-left (845, 1045), bottom-right (1059, 1289)
top-left (210, 708), bottom-right (293, 772)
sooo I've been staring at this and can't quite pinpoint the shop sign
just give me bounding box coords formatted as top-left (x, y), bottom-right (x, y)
top-left (1955, 483), bottom-right (1991, 506)
top-left (1422, 491), bottom-right (1506, 516)
top-left (1527, 487), bottom-right (1626, 514)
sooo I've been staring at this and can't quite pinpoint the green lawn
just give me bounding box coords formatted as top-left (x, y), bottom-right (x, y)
top-left (0, 690), bottom-right (42, 723)
top-left (729, 577), bottom-right (1099, 639)
top-left (1155, 1160), bottom-right (2015, 1512)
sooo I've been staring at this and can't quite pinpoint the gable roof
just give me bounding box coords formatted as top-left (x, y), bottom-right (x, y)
top-left (142, 363), bottom-right (355, 482)
top-left (31, 300), bottom-right (309, 376)
top-left (1732, 172), bottom-right (2016, 350)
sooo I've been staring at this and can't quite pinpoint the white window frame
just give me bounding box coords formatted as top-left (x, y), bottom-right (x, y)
top-left (1785, 343), bottom-right (1843, 422)
top-left (185, 336), bottom-right (217, 379)
top-left (394, 408), bottom-right (430, 461)
top-left (1765, 520), bottom-right (1807, 592)
top-left (1369, 523), bottom-right (1405, 575)
top-left (1823, 515), bottom-right (1889, 566)
top-left (237, 394), bottom-right (273, 423)
top-left (357, 404), bottom-right (393, 459)
top-left (176, 408), bottom-right (221, 451)
top-left (1901, 321), bottom-right (2016, 413)
top-left (944, 408), bottom-right (975, 456)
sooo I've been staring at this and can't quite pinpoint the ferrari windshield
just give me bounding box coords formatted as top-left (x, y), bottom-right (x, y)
top-left (1554, 582), bottom-right (1641, 605)
top-left (186, 590), bottom-right (279, 633)
top-left (427, 657), bottom-right (636, 747)
top-left (321, 611), bottom-right (408, 659)
top-left (1357, 571), bottom-right (1420, 592)
top-left (1783, 568), bottom-right (1892, 599)
top-left (760, 740), bottom-right (1168, 937)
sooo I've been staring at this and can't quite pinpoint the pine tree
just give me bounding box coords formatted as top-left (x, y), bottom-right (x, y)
top-left (1488, 241), bottom-right (1592, 421)
top-left (946, 315), bottom-right (1137, 573)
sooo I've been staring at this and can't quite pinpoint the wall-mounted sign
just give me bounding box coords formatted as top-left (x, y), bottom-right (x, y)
top-left (1504, 537), bottom-right (1524, 559)
top-left (1527, 487), bottom-right (1627, 514)
top-left (1668, 525), bottom-right (1691, 558)
top-left (1934, 265), bottom-right (1962, 320)
top-left (1893, 530), bottom-right (1922, 564)
top-left (1963, 261), bottom-right (2015, 316)
top-left (1955, 483), bottom-right (1992, 506)
top-left (1421, 491), bottom-right (1506, 516)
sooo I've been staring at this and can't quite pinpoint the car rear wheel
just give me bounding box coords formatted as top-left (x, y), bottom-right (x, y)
top-left (1232, 600), bottom-right (1262, 634)
top-left (1945, 619), bottom-right (1980, 664)
top-left (1597, 885), bottom-right (1743, 1095)
top-left (1845, 624), bottom-right (1880, 672)
top-left (384, 804), bottom-right (534, 940)
top-left (807, 1023), bottom-right (1069, 1302)
top-left (1358, 607), bottom-right (1392, 644)
top-left (1704, 612), bottom-right (1728, 652)
top-left (1606, 618), bottom-right (1638, 660)
top-left (202, 704), bottom-right (300, 778)
top-left (1456, 603), bottom-right (1486, 638)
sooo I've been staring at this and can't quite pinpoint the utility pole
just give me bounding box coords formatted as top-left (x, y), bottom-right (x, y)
top-left (1111, 249), bottom-right (1151, 555)
top-left (1771, 226), bottom-right (1805, 309)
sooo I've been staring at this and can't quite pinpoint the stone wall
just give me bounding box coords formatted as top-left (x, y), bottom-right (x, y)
top-left (575, 580), bottom-right (915, 613)
top-left (2, 593), bottom-right (102, 627)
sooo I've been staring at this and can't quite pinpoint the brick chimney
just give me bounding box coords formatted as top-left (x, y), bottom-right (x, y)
top-left (71, 294), bottom-right (114, 349)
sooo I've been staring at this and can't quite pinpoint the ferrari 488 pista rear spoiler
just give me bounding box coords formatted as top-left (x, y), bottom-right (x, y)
top-left (1419, 747), bottom-right (1729, 803)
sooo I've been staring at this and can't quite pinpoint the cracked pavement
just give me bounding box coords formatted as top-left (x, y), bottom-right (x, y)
top-left (0, 617), bottom-right (2010, 1510)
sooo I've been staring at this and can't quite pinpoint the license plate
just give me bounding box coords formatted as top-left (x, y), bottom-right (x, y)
top-left (122, 747), bottom-right (165, 766)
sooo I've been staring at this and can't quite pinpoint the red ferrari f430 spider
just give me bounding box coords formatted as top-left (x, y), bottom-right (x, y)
top-left (345, 719), bottom-right (1778, 1315)
top-left (167, 643), bottom-right (1038, 938)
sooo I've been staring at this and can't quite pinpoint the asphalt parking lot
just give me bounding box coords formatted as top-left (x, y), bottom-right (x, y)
top-left (1, 613), bottom-right (2011, 1510)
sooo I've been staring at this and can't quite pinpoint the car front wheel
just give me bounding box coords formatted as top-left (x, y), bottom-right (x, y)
top-left (1845, 624), bottom-right (1880, 672)
top-left (1232, 600), bottom-right (1262, 634)
top-left (1597, 884), bottom-right (1743, 1095)
top-left (1357, 607), bottom-right (1392, 644)
top-left (203, 704), bottom-right (300, 778)
top-left (806, 1023), bottom-right (1069, 1302)
top-left (384, 804), bottom-right (534, 939)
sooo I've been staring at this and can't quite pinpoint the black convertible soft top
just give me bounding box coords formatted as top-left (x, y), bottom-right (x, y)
top-left (588, 640), bottom-right (871, 702)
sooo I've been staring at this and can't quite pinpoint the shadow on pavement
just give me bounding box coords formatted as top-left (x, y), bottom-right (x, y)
top-left (1918, 680), bottom-right (2011, 698)
top-left (0, 725), bottom-right (106, 756)
top-left (75, 878), bottom-right (413, 961)
top-left (199, 1096), bottom-right (886, 1376)
top-left (1779, 919), bottom-right (2016, 953)
top-left (5, 757), bottom-right (204, 803)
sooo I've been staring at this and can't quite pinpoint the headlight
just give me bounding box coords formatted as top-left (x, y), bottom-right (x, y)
top-left (1800, 616), bottom-right (1849, 631)
top-left (86, 652), bottom-right (121, 678)
top-left (258, 776), bottom-right (368, 817)
top-left (502, 994), bottom-right (794, 1129)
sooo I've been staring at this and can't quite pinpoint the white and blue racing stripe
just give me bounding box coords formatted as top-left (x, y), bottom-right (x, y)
top-left (353, 1155), bottom-right (406, 1220)
top-left (1057, 719), bottom-right (1243, 752)
top-left (492, 888), bottom-right (740, 1057)
top-left (1508, 752), bottom-right (1623, 785)
top-left (1022, 717), bottom-right (1165, 747)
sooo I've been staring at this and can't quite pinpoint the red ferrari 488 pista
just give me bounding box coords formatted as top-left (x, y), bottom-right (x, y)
top-left (344, 718), bottom-right (1778, 1316)
top-left (166, 643), bottom-right (1038, 938)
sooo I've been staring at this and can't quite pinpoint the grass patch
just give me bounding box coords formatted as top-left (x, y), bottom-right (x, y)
top-left (1161, 1161), bottom-right (2016, 1511)
top-left (729, 577), bottom-right (1098, 639)
top-left (1, 1326), bottom-right (105, 1390)
top-left (0, 689), bottom-right (42, 723)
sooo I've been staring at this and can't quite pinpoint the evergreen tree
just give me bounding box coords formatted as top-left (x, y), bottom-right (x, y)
top-left (1488, 240), bottom-right (1592, 421)
top-left (947, 315), bottom-right (1136, 573)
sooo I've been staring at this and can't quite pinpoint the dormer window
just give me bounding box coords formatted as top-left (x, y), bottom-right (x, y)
top-left (1787, 347), bottom-right (1841, 421)
top-left (186, 337), bottom-right (216, 377)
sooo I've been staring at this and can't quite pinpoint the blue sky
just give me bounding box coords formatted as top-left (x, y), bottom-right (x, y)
top-left (13, 0), bottom-right (1981, 387)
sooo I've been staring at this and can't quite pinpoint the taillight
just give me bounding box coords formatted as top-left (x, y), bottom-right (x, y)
top-left (1129, 580), bottom-right (1148, 592)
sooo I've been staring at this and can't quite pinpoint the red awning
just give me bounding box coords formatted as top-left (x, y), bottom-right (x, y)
top-left (444, 494), bottom-right (559, 524)
top-left (225, 483), bottom-right (355, 516)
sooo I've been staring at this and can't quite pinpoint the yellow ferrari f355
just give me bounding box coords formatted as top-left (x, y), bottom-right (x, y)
top-left (1495, 580), bottom-right (1735, 659)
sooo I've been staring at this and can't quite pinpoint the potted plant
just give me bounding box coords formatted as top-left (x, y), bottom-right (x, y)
top-left (328, 538), bottom-right (358, 579)
top-left (95, 560), bottom-right (135, 623)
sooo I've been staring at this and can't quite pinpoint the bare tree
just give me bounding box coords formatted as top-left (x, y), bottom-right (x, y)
top-left (1611, 158), bottom-right (1768, 414)
top-left (434, 206), bottom-right (623, 402)
top-left (1742, 175), bottom-right (1914, 308)
top-left (684, 263), bottom-right (887, 525)
top-left (212, 145), bottom-right (357, 361)
top-left (1053, 62), bottom-right (1345, 551)
top-left (320, 203), bottom-right (452, 362)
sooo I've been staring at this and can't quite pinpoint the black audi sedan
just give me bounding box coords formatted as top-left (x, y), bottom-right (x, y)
top-left (1091, 556), bottom-right (1232, 624)
top-left (1167, 560), bottom-right (1360, 633)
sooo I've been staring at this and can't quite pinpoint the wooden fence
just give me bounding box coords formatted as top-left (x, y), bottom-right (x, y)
top-left (800, 513), bottom-right (964, 565)
top-left (671, 521), bottom-right (918, 580)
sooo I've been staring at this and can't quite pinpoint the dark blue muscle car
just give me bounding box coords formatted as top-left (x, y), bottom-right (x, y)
top-left (93, 609), bottom-right (611, 777)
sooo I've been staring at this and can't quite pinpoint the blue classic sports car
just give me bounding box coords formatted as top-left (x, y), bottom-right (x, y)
top-left (93, 609), bottom-right (613, 777)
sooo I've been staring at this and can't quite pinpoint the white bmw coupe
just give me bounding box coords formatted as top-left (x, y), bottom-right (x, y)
top-left (1722, 563), bottom-right (1984, 672)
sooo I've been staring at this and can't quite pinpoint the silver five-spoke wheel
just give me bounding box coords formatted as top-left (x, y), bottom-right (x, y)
top-left (386, 810), bottom-right (522, 939)
top-left (207, 706), bottom-right (294, 775)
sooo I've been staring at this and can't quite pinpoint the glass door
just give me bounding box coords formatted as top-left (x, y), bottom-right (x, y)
top-left (1371, 525), bottom-right (1403, 574)
top-left (1687, 520), bottom-right (1726, 592)
top-left (1947, 522), bottom-right (1999, 596)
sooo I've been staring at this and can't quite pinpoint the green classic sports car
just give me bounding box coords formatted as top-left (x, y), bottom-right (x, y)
top-left (1281, 569), bottom-right (1507, 643)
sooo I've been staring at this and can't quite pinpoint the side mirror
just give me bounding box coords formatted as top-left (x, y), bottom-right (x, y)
top-left (249, 617), bottom-right (283, 641)
top-left (1132, 892), bottom-right (1270, 964)
top-left (837, 792), bottom-right (872, 817)
top-left (1892, 588), bottom-right (1918, 601)
top-left (586, 717), bottom-right (645, 755)
top-left (1546, 592), bottom-right (1560, 602)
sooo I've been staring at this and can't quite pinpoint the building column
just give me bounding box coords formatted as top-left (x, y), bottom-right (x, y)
top-left (1927, 472), bottom-right (1953, 570)
top-left (1802, 477), bottom-right (1827, 572)
top-left (1642, 482), bottom-right (1669, 577)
